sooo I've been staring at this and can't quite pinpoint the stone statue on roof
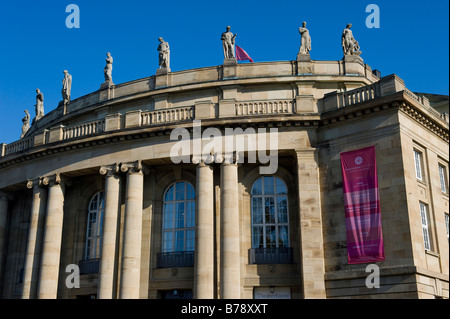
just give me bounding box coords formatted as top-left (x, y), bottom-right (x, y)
top-left (158, 37), bottom-right (170, 70)
top-left (20, 110), bottom-right (30, 139)
top-left (221, 26), bottom-right (237, 59)
top-left (298, 21), bottom-right (311, 55)
top-left (342, 23), bottom-right (362, 56)
top-left (62, 70), bottom-right (72, 103)
top-left (35, 88), bottom-right (44, 121)
top-left (104, 52), bottom-right (113, 83)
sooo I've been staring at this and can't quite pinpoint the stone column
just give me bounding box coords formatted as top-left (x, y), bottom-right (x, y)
top-left (0, 191), bottom-right (10, 285)
top-left (22, 178), bottom-right (48, 299)
top-left (98, 164), bottom-right (121, 299)
top-left (193, 159), bottom-right (214, 299)
top-left (220, 154), bottom-right (240, 299)
top-left (37, 174), bottom-right (66, 299)
top-left (295, 149), bottom-right (326, 298)
top-left (119, 161), bottom-right (146, 299)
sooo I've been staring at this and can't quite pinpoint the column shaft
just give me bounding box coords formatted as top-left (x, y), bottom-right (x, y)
top-left (22, 182), bottom-right (47, 299)
top-left (296, 149), bottom-right (326, 298)
top-left (194, 163), bottom-right (214, 299)
top-left (220, 162), bottom-right (240, 299)
top-left (98, 171), bottom-right (121, 299)
top-left (119, 170), bottom-right (143, 299)
top-left (37, 177), bottom-right (65, 299)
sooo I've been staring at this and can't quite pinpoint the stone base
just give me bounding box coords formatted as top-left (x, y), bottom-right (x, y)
top-left (296, 54), bottom-right (313, 74)
top-left (100, 80), bottom-right (114, 90)
top-left (343, 55), bottom-right (364, 76)
top-left (99, 81), bottom-right (115, 101)
top-left (223, 58), bottom-right (237, 66)
top-left (296, 54), bottom-right (311, 62)
top-left (156, 67), bottom-right (171, 75)
top-left (223, 58), bottom-right (237, 79)
top-left (155, 68), bottom-right (171, 88)
top-left (343, 55), bottom-right (363, 63)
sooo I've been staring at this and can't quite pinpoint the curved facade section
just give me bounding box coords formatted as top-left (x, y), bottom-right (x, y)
top-left (0, 57), bottom-right (448, 299)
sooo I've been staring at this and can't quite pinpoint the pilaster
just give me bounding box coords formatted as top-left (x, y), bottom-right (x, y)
top-left (295, 149), bottom-right (326, 298)
top-left (37, 174), bottom-right (68, 299)
top-left (220, 153), bottom-right (240, 299)
top-left (98, 164), bottom-right (121, 299)
top-left (119, 161), bottom-right (148, 299)
top-left (22, 178), bottom-right (48, 299)
top-left (193, 159), bottom-right (215, 298)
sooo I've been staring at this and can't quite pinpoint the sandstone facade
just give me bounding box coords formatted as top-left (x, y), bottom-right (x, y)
top-left (0, 57), bottom-right (448, 299)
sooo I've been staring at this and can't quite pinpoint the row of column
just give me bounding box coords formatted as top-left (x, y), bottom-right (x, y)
top-left (0, 148), bottom-right (325, 299)
top-left (3, 160), bottom-right (147, 299)
top-left (98, 161), bottom-right (146, 299)
top-left (96, 157), bottom-right (241, 299)
top-left (194, 154), bottom-right (240, 299)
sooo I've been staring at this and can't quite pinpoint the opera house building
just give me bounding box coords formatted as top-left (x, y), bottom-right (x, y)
top-left (0, 37), bottom-right (448, 299)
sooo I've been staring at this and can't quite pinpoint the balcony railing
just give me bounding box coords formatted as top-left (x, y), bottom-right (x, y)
top-left (63, 119), bottom-right (105, 140)
top-left (78, 258), bottom-right (100, 275)
top-left (235, 99), bottom-right (294, 116)
top-left (141, 106), bottom-right (194, 125)
top-left (248, 247), bottom-right (293, 264)
top-left (4, 136), bottom-right (34, 156)
top-left (157, 251), bottom-right (194, 268)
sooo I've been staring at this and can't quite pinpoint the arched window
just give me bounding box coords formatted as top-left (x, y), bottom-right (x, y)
top-left (162, 181), bottom-right (195, 252)
top-left (251, 176), bottom-right (289, 249)
top-left (85, 191), bottom-right (105, 260)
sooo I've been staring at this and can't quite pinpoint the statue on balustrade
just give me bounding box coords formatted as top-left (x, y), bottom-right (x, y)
top-left (104, 52), bottom-right (113, 83)
top-left (298, 21), bottom-right (311, 55)
top-left (221, 26), bottom-right (237, 59)
top-left (20, 110), bottom-right (30, 139)
top-left (35, 88), bottom-right (44, 121)
top-left (62, 70), bottom-right (72, 104)
top-left (157, 37), bottom-right (170, 70)
top-left (341, 23), bottom-right (362, 56)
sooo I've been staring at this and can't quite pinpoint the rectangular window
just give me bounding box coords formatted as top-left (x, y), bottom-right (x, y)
top-left (419, 202), bottom-right (431, 251)
top-left (414, 150), bottom-right (423, 181)
top-left (439, 164), bottom-right (448, 193)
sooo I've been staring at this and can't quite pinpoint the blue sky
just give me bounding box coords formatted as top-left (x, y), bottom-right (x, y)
top-left (0, 0), bottom-right (448, 144)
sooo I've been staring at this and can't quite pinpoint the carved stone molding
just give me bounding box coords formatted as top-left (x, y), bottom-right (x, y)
top-left (222, 152), bottom-right (239, 165)
top-left (99, 163), bottom-right (120, 176)
top-left (40, 173), bottom-right (71, 190)
top-left (41, 174), bottom-right (61, 187)
top-left (26, 177), bottom-right (45, 190)
top-left (192, 153), bottom-right (217, 165)
top-left (120, 160), bottom-right (149, 175)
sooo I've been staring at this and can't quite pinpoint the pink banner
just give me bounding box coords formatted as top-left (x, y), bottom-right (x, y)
top-left (236, 45), bottom-right (254, 62)
top-left (340, 146), bottom-right (385, 264)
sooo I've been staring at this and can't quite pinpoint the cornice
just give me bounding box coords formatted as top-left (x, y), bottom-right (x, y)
top-left (0, 115), bottom-right (320, 170)
top-left (320, 91), bottom-right (449, 142)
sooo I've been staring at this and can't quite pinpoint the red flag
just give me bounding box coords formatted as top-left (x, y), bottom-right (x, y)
top-left (235, 45), bottom-right (254, 63)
